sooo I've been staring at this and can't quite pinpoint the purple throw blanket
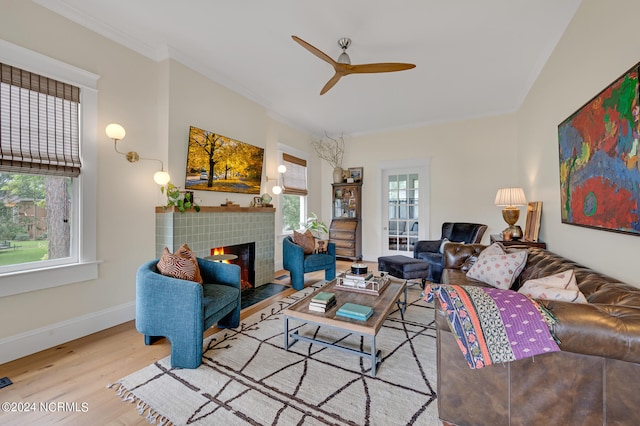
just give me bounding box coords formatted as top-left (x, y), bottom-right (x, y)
top-left (426, 284), bottom-right (560, 369)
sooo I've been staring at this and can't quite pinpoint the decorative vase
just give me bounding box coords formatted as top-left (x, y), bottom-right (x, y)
top-left (333, 167), bottom-right (343, 184)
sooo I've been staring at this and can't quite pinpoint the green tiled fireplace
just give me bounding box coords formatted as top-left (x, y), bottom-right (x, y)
top-left (156, 206), bottom-right (275, 287)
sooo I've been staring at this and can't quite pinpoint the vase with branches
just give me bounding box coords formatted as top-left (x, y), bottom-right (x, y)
top-left (311, 132), bottom-right (345, 183)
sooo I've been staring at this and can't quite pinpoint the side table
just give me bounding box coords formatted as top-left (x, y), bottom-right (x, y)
top-left (490, 234), bottom-right (546, 249)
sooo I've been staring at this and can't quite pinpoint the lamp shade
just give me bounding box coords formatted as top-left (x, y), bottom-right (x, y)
top-left (272, 185), bottom-right (282, 195)
top-left (153, 170), bottom-right (171, 185)
top-left (277, 164), bottom-right (287, 174)
top-left (105, 123), bottom-right (126, 141)
top-left (494, 187), bottom-right (526, 207)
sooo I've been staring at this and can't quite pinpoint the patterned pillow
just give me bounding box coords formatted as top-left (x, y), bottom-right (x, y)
top-left (460, 254), bottom-right (479, 273)
top-left (157, 243), bottom-right (203, 284)
top-left (518, 270), bottom-right (588, 303)
top-left (314, 238), bottom-right (329, 254)
top-left (466, 243), bottom-right (528, 289)
top-left (293, 229), bottom-right (315, 255)
top-left (482, 242), bottom-right (507, 255)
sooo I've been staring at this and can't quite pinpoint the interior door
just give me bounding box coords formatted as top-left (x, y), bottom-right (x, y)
top-left (382, 168), bottom-right (421, 256)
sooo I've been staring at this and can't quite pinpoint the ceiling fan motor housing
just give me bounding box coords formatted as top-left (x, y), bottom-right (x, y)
top-left (337, 37), bottom-right (351, 64)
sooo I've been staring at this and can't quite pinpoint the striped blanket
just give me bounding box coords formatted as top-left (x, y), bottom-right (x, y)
top-left (426, 284), bottom-right (560, 369)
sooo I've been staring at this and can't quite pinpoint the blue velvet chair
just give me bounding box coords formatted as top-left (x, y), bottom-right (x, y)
top-left (283, 236), bottom-right (336, 290)
top-left (414, 222), bottom-right (488, 283)
top-left (136, 258), bottom-right (241, 369)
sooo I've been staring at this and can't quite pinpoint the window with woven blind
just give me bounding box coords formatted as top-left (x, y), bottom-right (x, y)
top-left (282, 153), bottom-right (307, 196)
top-left (0, 63), bottom-right (81, 177)
top-left (0, 40), bottom-right (98, 297)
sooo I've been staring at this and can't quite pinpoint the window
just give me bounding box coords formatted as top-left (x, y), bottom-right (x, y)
top-left (0, 39), bottom-right (98, 297)
top-left (280, 152), bottom-right (307, 233)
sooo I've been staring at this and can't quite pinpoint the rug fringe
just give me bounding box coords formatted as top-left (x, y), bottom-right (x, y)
top-left (107, 382), bottom-right (173, 426)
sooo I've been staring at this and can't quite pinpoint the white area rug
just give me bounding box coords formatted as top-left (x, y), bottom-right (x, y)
top-left (110, 282), bottom-right (439, 425)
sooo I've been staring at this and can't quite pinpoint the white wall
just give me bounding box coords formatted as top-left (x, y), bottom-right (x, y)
top-left (0, 1), bottom-right (316, 363)
top-left (517, 0), bottom-right (640, 287)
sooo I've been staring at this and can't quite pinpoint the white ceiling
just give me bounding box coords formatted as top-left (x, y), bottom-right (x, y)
top-left (36, 0), bottom-right (582, 136)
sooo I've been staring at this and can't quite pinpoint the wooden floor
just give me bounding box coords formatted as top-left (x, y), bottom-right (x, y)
top-left (0, 260), bottom-right (366, 425)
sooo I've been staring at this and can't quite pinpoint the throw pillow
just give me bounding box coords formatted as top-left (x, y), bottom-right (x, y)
top-left (293, 229), bottom-right (315, 255)
top-left (314, 238), bottom-right (329, 254)
top-left (460, 254), bottom-right (479, 273)
top-left (438, 238), bottom-right (450, 254)
top-left (440, 238), bottom-right (466, 254)
top-left (466, 243), bottom-right (528, 289)
top-left (518, 270), bottom-right (588, 303)
top-left (156, 243), bottom-right (203, 284)
top-left (482, 242), bottom-right (507, 255)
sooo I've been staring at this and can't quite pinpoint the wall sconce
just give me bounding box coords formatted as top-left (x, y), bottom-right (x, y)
top-left (494, 187), bottom-right (526, 239)
top-left (105, 123), bottom-right (170, 185)
top-left (266, 164), bottom-right (287, 195)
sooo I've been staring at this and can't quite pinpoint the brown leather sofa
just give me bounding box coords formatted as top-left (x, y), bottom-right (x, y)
top-left (435, 243), bottom-right (640, 426)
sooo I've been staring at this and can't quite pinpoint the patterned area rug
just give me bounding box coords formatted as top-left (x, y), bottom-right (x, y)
top-left (110, 282), bottom-right (439, 425)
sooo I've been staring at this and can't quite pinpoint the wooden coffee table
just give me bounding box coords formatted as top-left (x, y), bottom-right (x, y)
top-left (283, 276), bottom-right (406, 377)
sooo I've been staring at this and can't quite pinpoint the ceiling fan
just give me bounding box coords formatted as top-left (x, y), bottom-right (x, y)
top-left (292, 35), bottom-right (416, 95)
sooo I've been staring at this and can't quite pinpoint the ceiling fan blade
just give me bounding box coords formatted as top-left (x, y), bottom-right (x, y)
top-left (291, 35), bottom-right (336, 67)
top-left (320, 73), bottom-right (343, 95)
top-left (347, 62), bottom-right (416, 74)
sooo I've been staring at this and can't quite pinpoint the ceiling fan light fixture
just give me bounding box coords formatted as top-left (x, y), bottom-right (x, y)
top-left (337, 52), bottom-right (351, 65)
top-left (337, 37), bottom-right (352, 64)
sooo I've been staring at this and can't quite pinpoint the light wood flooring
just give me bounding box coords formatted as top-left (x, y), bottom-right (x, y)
top-left (0, 260), bottom-right (367, 425)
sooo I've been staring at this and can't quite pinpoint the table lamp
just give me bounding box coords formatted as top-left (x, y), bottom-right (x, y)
top-left (494, 187), bottom-right (526, 239)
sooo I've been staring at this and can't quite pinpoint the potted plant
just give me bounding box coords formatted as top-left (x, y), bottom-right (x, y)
top-left (161, 182), bottom-right (200, 213)
top-left (311, 133), bottom-right (344, 183)
top-left (303, 212), bottom-right (328, 239)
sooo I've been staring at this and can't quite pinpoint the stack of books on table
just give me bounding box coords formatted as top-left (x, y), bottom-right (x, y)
top-left (309, 291), bottom-right (336, 313)
top-left (336, 302), bottom-right (374, 321)
top-left (340, 272), bottom-right (374, 288)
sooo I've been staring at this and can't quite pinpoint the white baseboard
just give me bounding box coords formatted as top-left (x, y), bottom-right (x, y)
top-left (0, 301), bottom-right (135, 365)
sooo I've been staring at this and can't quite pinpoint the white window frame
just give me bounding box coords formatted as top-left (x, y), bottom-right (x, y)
top-left (0, 39), bottom-right (99, 297)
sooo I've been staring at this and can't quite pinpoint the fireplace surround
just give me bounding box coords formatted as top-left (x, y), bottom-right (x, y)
top-left (156, 206), bottom-right (275, 287)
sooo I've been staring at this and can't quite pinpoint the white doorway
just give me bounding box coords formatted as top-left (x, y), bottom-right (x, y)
top-left (381, 166), bottom-right (427, 256)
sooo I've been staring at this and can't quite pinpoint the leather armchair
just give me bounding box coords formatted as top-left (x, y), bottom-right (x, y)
top-left (136, 258), bottom-right (241, 369)
top-left (283, 236), bottom-right (336, 290)
top-left (414, 222), bottom-right (487, 283)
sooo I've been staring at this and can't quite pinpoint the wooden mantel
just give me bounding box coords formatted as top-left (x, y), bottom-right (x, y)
top-left (155, 206), bottom-right (276, 213)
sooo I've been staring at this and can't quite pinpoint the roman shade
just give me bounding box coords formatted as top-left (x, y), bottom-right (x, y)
top-left (0, 63), bottom-right (81, 177)
top-left (282, 153), bottom-right (307, 196)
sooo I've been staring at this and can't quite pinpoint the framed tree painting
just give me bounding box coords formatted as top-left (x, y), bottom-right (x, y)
top-left (185, 126), bottom-right (264, 195)
top-left (558, 63), bottom-right (640, 236)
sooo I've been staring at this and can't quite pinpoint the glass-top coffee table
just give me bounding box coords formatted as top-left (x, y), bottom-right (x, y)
top-left (283, 275), bottom-right (407, 377)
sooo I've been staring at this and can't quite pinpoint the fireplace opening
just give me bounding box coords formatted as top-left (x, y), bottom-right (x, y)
top-left (211, 242), bottom-right (255, 291)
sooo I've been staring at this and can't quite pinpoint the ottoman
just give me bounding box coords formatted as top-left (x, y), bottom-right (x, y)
top-left (377, 255), bottom-right (431, 288)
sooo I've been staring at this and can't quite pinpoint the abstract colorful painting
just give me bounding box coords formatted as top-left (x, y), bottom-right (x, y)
top-left (558, 64), bottom-right (640, 235)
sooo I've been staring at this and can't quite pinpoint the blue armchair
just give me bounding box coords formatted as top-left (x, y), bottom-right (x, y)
top-left (136, 258), bottom-right (241, 369)
top-left (414, 222), bottom-right (487, 283)
top-left (283, 236), bottom-right (336, 290)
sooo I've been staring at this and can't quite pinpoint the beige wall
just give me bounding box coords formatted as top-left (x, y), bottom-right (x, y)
top-left (0, 1), bottom-right (316, 361)
top-left (1, 0), bottom-right (639, 363)
top-left (344, 115), bottom-right (519, 261)
top-left (517, 0), bottom-right (640, 286)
